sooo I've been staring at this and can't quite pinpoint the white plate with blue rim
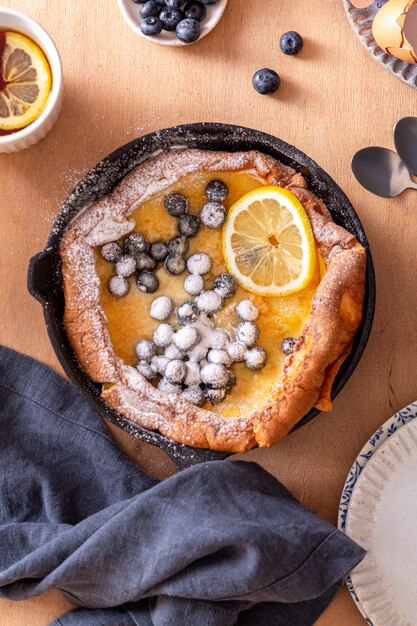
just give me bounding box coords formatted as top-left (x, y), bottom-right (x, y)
top-left (338, 402), bottom-right (417, 625)
top-left (118, 0), bottom-right (228, 46)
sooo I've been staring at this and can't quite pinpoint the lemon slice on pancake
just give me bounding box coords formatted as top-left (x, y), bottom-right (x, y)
top-left (222, 186), bottom-right (316, 297)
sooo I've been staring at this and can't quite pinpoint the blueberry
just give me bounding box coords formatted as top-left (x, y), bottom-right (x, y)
top-left (137, 270), bottom-right (159, 293)
top-left (199, 0), bottom-right (219, 3)
top-left (132, 0), bottom-right (146, 3)
top-left (176, 18), bottom-right (201, 43)
top-left (165, 0), bottom-right (182, 6)
top-left (150, 240), bottom-right (168, 261)
top-left (205, 179), bottom-right (228, 202)
top-left (101, 242), bottom-right (122, 263)
top-left (165, 253), bottom-right (186, 275)
top-left (280, 31), bottom-right (303, 56)
top-left (164, 192), bottom-right (188, 217)
top-left (200, 201), bottom-right (226, 228)
top-left (176, 300), bottom-right (199, 324)
top-left (252, 68), bottom-right (280, 95)
top-left (213, 273), bottom-right (236, 298)
top-left (141, 16), bottom-right (163, 36)
top-left (140, 0), bottom-right (160, 18)
top-left (124, 233), bottom-right (149, 255)
top-left (281, 337), bottom-right (296, 355)
top-left (184, 1), bottom-right (206, 21)
top-left (204, 387), bottom-right (227, 404)
top-left (108, 275), bottom-right (129, 298)
top-left (226, 369), bottom-right (237, 389)
top-left (159, 7), bottom-right (184, 31)
top-left (167, 235), bottom-right (189, 255)
top-left (155, 0), bottom-right (166, 4)
top-left (178, 214), bottom-right (201, 237)
top-left (136, 252), bottom-right (157, 271)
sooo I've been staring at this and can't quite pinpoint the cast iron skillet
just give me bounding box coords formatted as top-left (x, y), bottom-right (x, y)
top-left (28, 123), bottom-right (375, 471)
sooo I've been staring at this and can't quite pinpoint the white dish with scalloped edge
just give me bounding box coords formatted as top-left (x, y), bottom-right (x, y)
top-left (342, 413), bottom-right (417, 625)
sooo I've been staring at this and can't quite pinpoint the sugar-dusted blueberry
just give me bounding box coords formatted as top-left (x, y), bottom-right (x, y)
top-left (184, 1), bottom-right (206, 21)
top-left (150, 295), bottom-right (174, 321)
top-left (187, 343), bottom-right (208, 363)
top-left (205, 179), bottom-right (228, 202)
top-left (281, 337), bottom-right (296, 355)
top-left (236, 321), bottom-right (259, 347)
top-left (140, 16), bottom-right (163, 36)
top-left (135, 338), bottom-right (156, 362)
top-left (181, 386), bottom-right (205, 406)
top-left (187, 252), bottom-right (212, 275)
top-left (167, 235), bottom-right (189, 256)
top-left (196, 290), bottom-right (223, 314)
top-left (158, 378), bottom-right (181, 395)
top-left (136, 252), bottom-right (156, 271)
top-left (136, 360), bottom-right (157, 381)
top-left (237, 299), bottom-right (259, 321)
top-left (164, 192), bottom-right (188, 217)
top-left (176, 17), bottom-right (201, 43)
top-left (159, 7), bottom-right (184, 31)
top-left (101, 242), bottom-right (122, 263)
top-left (108, 275), bottom-right (129, 298)
top-left (246, 347), bottom-right (268, 371)
top-left (201, 362), bottom-right (230, 389)
top-left (207, 349), bottom-right (232, 367)
top-left (200, 201), bottom-right (226, 229)
top-left (174, 326), bottom-right (200, 351)
top-left (140, 1), bottom-right (160, 18)
top-left (184, 361), bottom-right (201, 386)
top-left (176, 300), bottom-right (199, 324)
top-left (153, 323), bottom-right (175, 347)
top-left (165, 359), bottom-right (187, 384)
top-left (178, 214), bottom-right (201, 238)
top-left (184, 273), bottom-right (204, 296)
top-left (164, 343), bottom-right (184, 361)
top-left (227, 341), bottom-right (247, 363)
top-left (150, 355), bottom-right (169, 376)
top-left (124, 233), bottom-right (149, 255)
top-left (204, 387), bottom-right (227, 404)
top-left (213, 273), bottom-right (236, 298)
top-left (280, 31), bottom-right (304, 56)
top-left (252, 68), bottom-right (280, 95)
top-left (165, 253), bottom-right (186, 275)
top-left (150, 240), bottom-right (168, 262)
top-left (137, 270), bottom-right (159, 293)
top-left (115, 254), bottom-right (137, 277)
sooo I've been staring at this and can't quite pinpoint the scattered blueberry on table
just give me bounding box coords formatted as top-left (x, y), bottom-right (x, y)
top-left (280, 31), bottom-right (303, 56)
top-left (252, 68), bottom-right (280, 95)
top-left (135, 0), bottom-right (219, 42)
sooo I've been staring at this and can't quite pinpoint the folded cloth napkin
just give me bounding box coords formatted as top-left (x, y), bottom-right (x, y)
top-left (0, 346), bottom-right (365, 626)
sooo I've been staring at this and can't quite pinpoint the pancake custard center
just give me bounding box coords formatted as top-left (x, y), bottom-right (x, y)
top-left (96, 170), bottom-right (321, 419)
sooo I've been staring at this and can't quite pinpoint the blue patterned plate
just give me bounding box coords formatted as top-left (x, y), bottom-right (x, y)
top-left (338, 401), bottom-right (417, 625)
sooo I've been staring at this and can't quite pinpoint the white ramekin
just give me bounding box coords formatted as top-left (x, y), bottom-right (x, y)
top-left (0, 8), bottom-right (63, 153)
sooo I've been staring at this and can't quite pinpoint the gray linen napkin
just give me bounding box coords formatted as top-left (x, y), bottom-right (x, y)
top-left (0, 346), bottom-right (365, 625)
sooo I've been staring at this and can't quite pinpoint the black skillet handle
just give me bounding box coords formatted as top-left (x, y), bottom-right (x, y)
top-left (28, 248), bottom-right (57, 305)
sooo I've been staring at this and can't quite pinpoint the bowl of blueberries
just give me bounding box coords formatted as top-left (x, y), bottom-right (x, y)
top-left (118, 0), bottom-right (228, 45)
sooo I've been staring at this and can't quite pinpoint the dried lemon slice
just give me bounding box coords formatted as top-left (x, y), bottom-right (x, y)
top-left (222, 186), bottom-right (316, 297)
top-left (0, 31), bottom-right (51, 131)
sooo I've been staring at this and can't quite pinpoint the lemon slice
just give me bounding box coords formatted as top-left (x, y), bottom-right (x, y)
top-left (222, 186), bottom-right (316, 297)
top-left (0, 31), bottom-right (51, 131)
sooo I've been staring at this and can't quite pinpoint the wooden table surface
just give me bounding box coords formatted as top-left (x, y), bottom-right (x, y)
top-left (1, 0), bottom-right (417, 624)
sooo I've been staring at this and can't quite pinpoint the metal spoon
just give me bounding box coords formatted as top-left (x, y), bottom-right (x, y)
top-left (394, 116), bottom-right (417, 176)
top-left (351, 147), bottom-right (417, 198)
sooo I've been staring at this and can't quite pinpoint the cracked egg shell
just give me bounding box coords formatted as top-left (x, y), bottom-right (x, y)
top-left (372, 0), bottom-right (417, 64)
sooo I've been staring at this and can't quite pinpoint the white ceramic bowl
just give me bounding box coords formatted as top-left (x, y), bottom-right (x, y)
top-left (0, 8), bottom-right (63, 153)
top-left (117, 0), bottom-right (228, 46)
